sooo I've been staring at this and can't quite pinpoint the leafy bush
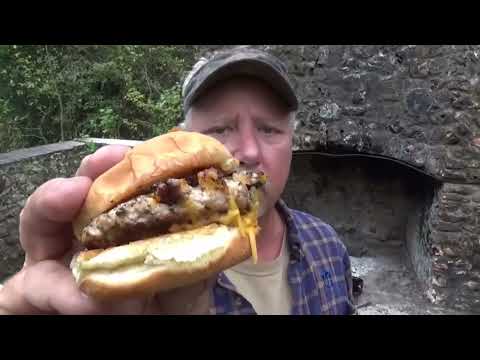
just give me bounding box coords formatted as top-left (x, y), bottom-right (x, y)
top-left (0, 45), bottom-right (196, 152)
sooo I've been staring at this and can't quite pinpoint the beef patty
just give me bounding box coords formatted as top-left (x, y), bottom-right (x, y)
top-left (81, 168), bottom-right (265, 249)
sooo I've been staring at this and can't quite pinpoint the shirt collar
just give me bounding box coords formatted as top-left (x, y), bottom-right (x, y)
top-left (275, 199), bottom-right (303, 260)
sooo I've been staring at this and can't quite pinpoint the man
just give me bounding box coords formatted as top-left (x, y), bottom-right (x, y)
top-left (0, 47), bottom-right (355, 315)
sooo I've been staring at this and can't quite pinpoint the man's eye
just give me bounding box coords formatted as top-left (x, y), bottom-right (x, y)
top-left (206, 126), bottom-right (231, 135)
top-left (259, 126), bottom-right (279, 134)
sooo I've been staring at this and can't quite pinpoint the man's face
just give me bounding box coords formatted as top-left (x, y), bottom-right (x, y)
top-left (186, 77), bottom-right (294, 217)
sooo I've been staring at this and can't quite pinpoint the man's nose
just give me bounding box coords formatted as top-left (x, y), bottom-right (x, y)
top-left (233, 127), bottom-right (261, 168)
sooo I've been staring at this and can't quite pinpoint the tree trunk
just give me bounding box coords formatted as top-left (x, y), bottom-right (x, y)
top-left (45, 45), bottom-right (64, 142)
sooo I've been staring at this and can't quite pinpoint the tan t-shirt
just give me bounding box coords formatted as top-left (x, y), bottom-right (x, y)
top-left (224, 232), bottom-right (292, 315)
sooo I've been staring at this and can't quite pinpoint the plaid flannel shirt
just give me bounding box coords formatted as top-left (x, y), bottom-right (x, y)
top-left (209, 200), bottom-right (356, 315)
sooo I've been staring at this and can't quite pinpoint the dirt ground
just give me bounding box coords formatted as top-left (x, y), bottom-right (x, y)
top-left (350, 248), bottom-right (466, 315)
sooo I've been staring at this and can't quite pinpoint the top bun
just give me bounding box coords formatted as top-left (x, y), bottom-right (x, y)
top-left (73, 131), bottom-right (237, 243)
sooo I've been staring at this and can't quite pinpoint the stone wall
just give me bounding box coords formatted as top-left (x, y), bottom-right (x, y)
top-left (0, 139), bottom-right (141, 283)
top-left (0, 141), bottom-right (90, 282)
top-left (197, 45), bottom-right (480, 183)
top-left (405, 190), bottom-right (434, 291)
top-left (427, 183), bottom-right (480, 311)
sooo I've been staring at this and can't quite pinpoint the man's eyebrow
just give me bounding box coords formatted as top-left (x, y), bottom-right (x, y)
top-left (253, 114), bottom-right (289, 125)
top-left (203, 114), bottom-right (238, 126)
top-left (212, 114), bottom-right (235, 123)
top-left (197, 115), bottom-right (237, 133)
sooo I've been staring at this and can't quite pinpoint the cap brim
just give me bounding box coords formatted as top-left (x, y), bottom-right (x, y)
top-left (183, 58), bottom-right (298, 112)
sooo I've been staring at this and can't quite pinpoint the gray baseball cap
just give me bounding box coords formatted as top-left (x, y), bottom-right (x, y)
top-left (182, 47), bottom-right (298, 114)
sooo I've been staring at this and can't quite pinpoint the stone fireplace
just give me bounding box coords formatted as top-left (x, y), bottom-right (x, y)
top-left (284, 153), bottom-right (437, 260)
top-left (196, 45), bottom-right (480, 313)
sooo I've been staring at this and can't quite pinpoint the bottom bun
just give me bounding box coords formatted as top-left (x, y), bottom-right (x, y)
top-left (70, 224), bottom-right (251, 301)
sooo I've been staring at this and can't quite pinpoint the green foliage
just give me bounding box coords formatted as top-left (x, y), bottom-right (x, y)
top-left (0, 45), bottom-right (196, 152)
top-left (84, 141), bottom-right (100, 153)
top-left (152, 84), bottom-right (184, 134)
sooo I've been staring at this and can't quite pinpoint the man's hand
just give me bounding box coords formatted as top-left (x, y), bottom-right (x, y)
top-left (0, 145), bottom-right (213, 315)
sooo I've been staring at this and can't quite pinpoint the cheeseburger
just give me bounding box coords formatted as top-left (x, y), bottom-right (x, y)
top-left (70, 130), bottom-right (266, 301)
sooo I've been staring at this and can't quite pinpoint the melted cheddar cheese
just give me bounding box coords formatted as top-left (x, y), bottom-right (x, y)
top-left (221, 189), bottom-right (259, 264)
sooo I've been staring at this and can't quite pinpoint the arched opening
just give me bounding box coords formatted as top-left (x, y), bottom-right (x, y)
top-left (283, 152), bottom-right (445, 314)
